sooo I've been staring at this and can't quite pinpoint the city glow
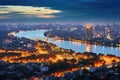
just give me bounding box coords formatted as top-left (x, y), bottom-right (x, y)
top-left (86, 25), bottom-right (92, 29)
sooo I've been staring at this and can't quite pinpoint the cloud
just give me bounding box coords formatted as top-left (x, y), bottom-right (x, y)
top-left (0, 11), bottom-right (10, 14)
top-left (37, 14), bottom-right (56, 18)
top-left (0, 0), bottom-right (120, 23)
top-left (0, 5), bottom-right (62, 18)
top-left (0, 16), bottom-right (10, 19)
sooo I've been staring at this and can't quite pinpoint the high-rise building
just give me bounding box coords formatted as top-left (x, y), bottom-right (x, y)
top-left (104, 27), bottom-right (112, 40)
top-left (85, 25), bottom-right (93, 40)
top-left (104, 24), bottom-right (110, 36)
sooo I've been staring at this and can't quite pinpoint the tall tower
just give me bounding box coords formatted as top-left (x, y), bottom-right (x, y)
top-left (104, 27), bottom-right (112, 40)
top-left (85, 25), bottom-right (93, 40)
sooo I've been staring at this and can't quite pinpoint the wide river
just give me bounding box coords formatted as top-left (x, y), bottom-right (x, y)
top-left (14, 30), bottom-right (120, 56)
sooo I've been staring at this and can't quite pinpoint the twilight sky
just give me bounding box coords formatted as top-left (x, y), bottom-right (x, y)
top-left (0, 0), bottom-right (120, 23)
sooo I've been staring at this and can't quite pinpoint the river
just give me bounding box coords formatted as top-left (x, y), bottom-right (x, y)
top-left (14, 30), bottom-right (120, 56)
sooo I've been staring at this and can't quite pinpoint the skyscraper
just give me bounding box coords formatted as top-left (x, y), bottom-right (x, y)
top-left (85, 25), bottom-right (93, 40)
top-left (104, 27), bottom-right (112, 40)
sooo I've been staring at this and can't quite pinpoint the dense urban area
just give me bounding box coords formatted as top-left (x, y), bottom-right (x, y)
top-left (44, 23), bottom-right (120, 47)
top-left (0, 23), bottom-right (120, 80)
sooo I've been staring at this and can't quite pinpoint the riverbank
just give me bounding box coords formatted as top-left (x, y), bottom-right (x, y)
top-left (1, 33), bottom-right (120, 79)
top-left (14, 30), bottom-right (120, 56)
top-left (44, 31), bottom-right (120, 48)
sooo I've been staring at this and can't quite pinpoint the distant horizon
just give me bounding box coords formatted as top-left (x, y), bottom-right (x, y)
top-left (0, 22), bottom-right (120, 26)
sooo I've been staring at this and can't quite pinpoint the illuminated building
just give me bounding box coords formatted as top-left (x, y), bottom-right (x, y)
top-left (104, 27), bottom-right (112, 40)
top-left (8, 32), bottom-right (16, 36)
top-left (85, 25), bottom-right (94, 40)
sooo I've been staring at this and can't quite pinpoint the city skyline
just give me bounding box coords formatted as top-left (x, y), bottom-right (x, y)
top-left (0, 0), bottom-right (120, 23)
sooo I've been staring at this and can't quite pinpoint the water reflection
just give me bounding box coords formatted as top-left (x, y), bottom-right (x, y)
top-left (71, 41), bottom-right (81, 46)
top-left (86, 43), bottom-right (91, 52)
top-left (14, 30), bottom-right (120, 56)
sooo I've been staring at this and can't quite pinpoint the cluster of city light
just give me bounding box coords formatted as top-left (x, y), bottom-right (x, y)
top-left (94, 54), bottom-right (120, 67)
top-left (86, 25), bottom-right (91, 29)
top-left (1, 42), bottom-right (120, 65)
top-left (0, 41), bottom-right (120, 77)
top-left (8, 32), bottom-right (16, 36)
top-left (52, 67), bottom-right (79, 77)
top-left (0, 41), bottom-right (89, 64)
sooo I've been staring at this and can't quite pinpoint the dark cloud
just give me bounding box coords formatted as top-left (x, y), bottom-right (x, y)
top-left (0, 0), bottom-right (120, 10)
top-left (0, 0), bottom-right (120, 23)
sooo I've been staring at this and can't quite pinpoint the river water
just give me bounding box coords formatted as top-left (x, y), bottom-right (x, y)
top-left (14, 30), bottom-right (120, 56)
